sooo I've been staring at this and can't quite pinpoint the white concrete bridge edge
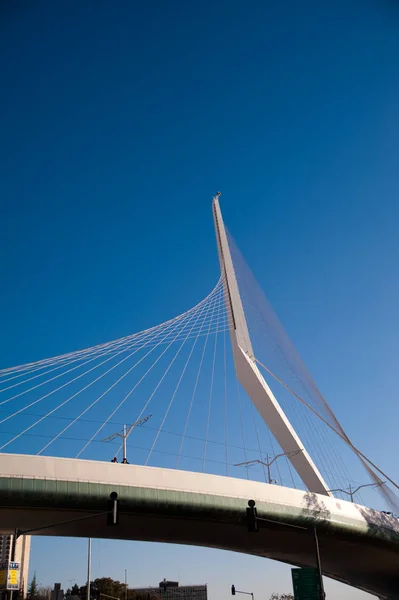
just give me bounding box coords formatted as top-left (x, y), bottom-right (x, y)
top-left (0, 453), bottom-right (391, 534)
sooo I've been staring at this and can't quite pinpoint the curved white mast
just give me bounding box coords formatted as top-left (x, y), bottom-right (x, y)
top-left (212, 193), bottom-right (330, 495)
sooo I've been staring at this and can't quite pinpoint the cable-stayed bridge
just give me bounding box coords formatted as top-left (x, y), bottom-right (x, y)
top-left (1, 194), bottom-right (399, 599)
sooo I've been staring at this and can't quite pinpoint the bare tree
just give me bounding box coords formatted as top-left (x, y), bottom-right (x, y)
top-left (38, 586), bottom-right (52, 600)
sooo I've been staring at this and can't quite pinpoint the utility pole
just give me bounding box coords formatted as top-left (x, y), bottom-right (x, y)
top-left (122, 425), bottom-right (127, 463)
top-left (87, 538), bottom-right (91, 600)
top-left (329, 482), bottom-right (382, 502)
top-left (124, 570), bottom-right (127, 600)
top-left (313, 527), bottom-right (326, 600)
top-left (101, 415), bottom-right (151, 463)
top-left (235, 451), bottom-right (301, 484)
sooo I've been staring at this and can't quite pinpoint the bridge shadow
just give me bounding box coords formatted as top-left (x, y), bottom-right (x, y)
top-left (300, 492), bottom-right (331, 525)
top-left (358, 505), bottom-right (399, 543)
top-left (300, 491), bottom-right (399, 543)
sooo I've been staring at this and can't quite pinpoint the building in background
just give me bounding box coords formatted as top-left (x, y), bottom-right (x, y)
top-left (0, 534), bottom-right (31, 598)
top-left (131, 580), bottom-right (207, 600)
top-left (50, 583), bottom-right (64, 600)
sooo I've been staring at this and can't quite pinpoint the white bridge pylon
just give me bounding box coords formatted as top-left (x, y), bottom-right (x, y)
top-left (3, 192), bottom-right (397, 510)
top-left (212, 193), bottom-right (330, 496)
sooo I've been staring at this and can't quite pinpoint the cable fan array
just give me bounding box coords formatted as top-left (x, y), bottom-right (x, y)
top-left (226, 228), bottom-right (399, 512)
top-left (0, 278), bottom-right (233, 467)
top-left (1, 234), bottom-right (397, 512)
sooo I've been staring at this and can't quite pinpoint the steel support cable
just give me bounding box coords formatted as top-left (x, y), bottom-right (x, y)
top-left (0, 327), bottom-right (171, 392)
top-left (114, 438), bottom-right (124, 460)
top-left (144, 283), bottom-right (224, 467)
top-left (6, 416), bottom-right (346, 461)
top-left (0, 279), bottom-right (224, 378)
top-left (254, 326), bottom-right (345, 491)
top-left (0, 410), bottom-right (215, 447)
top-left (48, 287), bottom-right (223, 458)
top-left (0, 295), bottom-right (232, 395)
top-left (0, 306), bottom-right (196, 437)
top-left (227, 244), bottom-right (324, 488)
top-left (77, 290), bottom-right (218, 460)
top-left (255, 357), bottom-right (399, 494)
top-left (247, 297), bottom-right (352, 491)
top-left (0, 281), bottom-right (222, 413)
top-left (141, 324), bottom-right (231, 346)
top-left (75, 311), bottom-right (207, 460)
top-left (227, 245), bottom-right (341, 489)
top-left (227, 231), bottom-right (326, 416)
top-left (0, 322), bottom-right (169, 383)
top-left (0, 340), bottom-right (133, 389)
top-left (229, 237), bottom-right (355, 490)
top-left (247, 302), bottom-right (355, 494)
top-left (1, 347), bottom-right (247, 432)
top-left (2, 424), bottom-right (387, 485)
top-left (235, 374), bottom-right (249, 480)
top-left (4, 422), bottom-right (264, 453)
top-left (175, 282), bottom-right (221, 467)
top-left (0, 325), bottom-right (181, 409)
top-left (159, 317), bottom-right (231, 341)
top-left (262, 417), bottom-right (286, 486)
top-left (2, 291), bottom-right (224, 436)
top-left (202, 289), bottom-right (222, 472)
top-left (236, 293), bottom-right (295, 485)
top-left (239, 285), bottom-right (343, 492)
top-left (0, 311), bottom-right (219, 383)
top-left (4, 323), bottom-right (234, 393)
top-left (0, 312), bottom-right (209, 384)
top-left (0, 342), bottom-right (122, 379)
top-left (223, 327), bottom-right (228, 476)
top-left (249, 401), bottom-right (267, 483)
top-left (1, 300), bottom-right (206, 453)
top-left (144, 340), bottom-right (202, 465)
top-left (75, 285), bottom-right (224, 459)
top-left (0, 322), bottom-right (169, 381)
top-left (35, 312), bottom-right (195, 456)
top-left (285, 455), bottom-right (297, 488)
top-left (0, 429), bottom-right (255, 468)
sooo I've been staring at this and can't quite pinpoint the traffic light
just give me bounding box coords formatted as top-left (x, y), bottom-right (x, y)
top-left (246, 499), bottom-right (259, 533)
top-left (231, 585), bottom-right (235, 596)
top-left (107, 491), bottom-right (119, 526)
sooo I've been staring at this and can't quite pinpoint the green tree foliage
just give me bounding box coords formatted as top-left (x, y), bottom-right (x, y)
top-left (80, 577), bottom-right (127, 600)
top-left (28, 573), bottom-right (38, 600)
top-left (70, 584), bottom-right (80, 596)
top-left (68, 578), bottom-right (158, 600)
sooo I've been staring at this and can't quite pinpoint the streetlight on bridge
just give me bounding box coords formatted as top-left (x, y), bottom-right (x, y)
top-left (329, 482), bottom-right (383, 502)
top-left (234, 451), bottom-right (301, 484)
top-left (101, 415), bottom-right (152, 463)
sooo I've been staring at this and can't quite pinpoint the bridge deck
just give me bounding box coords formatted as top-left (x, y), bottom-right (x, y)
top-left (1, 454), bottom-right (398, 599)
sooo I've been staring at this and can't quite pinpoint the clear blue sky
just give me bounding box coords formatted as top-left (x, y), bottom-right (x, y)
top-left (1, 1), bottom-right (399, 598)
